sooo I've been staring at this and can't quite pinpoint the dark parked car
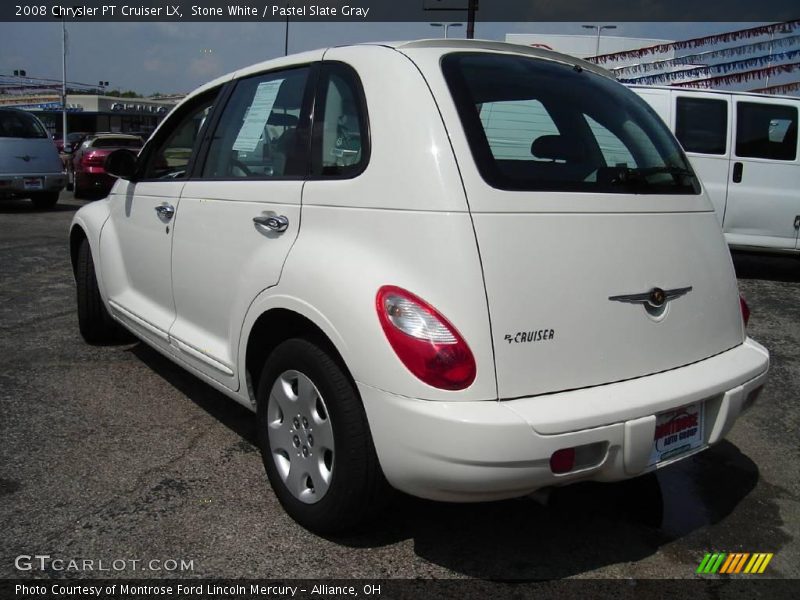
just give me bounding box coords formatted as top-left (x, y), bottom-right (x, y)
top-left (54, 131), bottom-right (91, 154)
top-left (70, 133), bottom-right (143, 198)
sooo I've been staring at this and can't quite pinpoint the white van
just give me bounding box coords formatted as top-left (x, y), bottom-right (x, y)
top-left (631, 86), bottom-right (800, 253)
top-left (70, 41), bottom-right (769, 533)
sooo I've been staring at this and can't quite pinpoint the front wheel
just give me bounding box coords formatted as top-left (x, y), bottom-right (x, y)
top-left (256, 338), bottom-right (390, 534)
top-left (75, 238), bottom-right (120, 344)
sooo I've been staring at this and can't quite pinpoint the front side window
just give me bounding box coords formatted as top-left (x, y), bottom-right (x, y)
top-left (0, 110), bottom-right (47, 139)
top-left (736, 102), bottom-right (797, 161)
top-left (675, 97), bottom-right (728, 155)
top-left (442, 53), bottom-right (699, 194)
top-left (202, 67), bottom-right (311, 179)
top-left (142, 94), bottom-right (216, 180)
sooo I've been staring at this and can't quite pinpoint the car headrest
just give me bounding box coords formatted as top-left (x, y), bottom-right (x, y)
top-left (267, 113), bottom-right (298, 127)
top-left (530, 135), bottom-right (584, 162)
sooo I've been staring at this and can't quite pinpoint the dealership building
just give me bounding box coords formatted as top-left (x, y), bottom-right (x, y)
top-left (0, 92), bottom-right (178, 136)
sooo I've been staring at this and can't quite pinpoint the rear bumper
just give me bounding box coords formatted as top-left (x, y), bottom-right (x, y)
top-left (360, 338), bottom-right (769, 502)
top-left (0, 173), bottom-right (66, 198)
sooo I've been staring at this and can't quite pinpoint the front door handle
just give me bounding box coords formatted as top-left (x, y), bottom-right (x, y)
top-left (253, 214), bottom-right (289, 233)
top-left (155, 204), bottom-right (175, 220)
top-left (732, 162), bottom-right (743, 183)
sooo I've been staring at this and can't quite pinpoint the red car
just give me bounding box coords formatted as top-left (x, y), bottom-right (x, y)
top-left (70, 134), bottom-right (143, 198)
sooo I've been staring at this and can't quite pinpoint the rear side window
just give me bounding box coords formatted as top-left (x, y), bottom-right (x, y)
top-left (442, 53), bottom-right (699, 195)
top-left (736, 102), bottom-right (797, 161)
top-left (311, 63), bottom-right (369, 178)
top-left (202, 67), bottom-right (311, 179)
top-left (0, 110), bottom-right (47, 139)
top-left (675, 97), bottom-right (728, 155)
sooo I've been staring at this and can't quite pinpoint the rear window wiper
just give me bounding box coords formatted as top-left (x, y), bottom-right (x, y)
top-left (607, 166), bottom-right (695, 186)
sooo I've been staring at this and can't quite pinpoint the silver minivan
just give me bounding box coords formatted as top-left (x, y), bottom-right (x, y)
top-left (0, 108), bottom-right (66, 208)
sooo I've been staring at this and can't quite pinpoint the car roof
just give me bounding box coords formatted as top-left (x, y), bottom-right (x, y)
top-left (379, 39), bottom-right (613, 79)
top-left (186, 39), bottom-right (613, 100)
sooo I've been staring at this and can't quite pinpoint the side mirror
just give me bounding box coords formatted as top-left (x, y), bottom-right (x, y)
top-left (104, 149), bottom-right (137, 180)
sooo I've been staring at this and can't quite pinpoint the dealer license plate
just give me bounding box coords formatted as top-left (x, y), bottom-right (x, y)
top-left (23, 177), bottom-right (43, 191)
top-left (649, 401), bottom-right (705, 466)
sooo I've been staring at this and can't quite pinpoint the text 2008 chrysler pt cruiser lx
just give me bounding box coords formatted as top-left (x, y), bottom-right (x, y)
top-left (70, 40), bottom-right (769, 533)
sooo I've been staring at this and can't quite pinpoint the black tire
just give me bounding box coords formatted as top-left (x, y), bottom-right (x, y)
top-left (73, 177), bottom-right (86, 199)
top-left (256, 338), bottom-right (390, 534)
top-left (30, 192), bottom-right (59, 209)
top-left (76, 238), bottom-right (119, 344)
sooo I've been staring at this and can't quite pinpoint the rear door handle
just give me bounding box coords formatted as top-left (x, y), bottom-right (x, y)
top-left (155, 204), bottom-right (175, 220)
top-left (253, 214), bottom-right (289, 232)
top-left (732, 162), bottom-right (743, 183)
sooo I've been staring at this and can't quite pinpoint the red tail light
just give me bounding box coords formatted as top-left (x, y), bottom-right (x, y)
top-left (376, 286), bottom-right (476, 390)
top-left (82, 152), bottom-right (107, 168)
top-left (739, 294), bottom-right (750, 328)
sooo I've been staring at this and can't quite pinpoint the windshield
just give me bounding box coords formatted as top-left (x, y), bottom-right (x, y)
top-left (0, 110), bottom-right (48, 139)
top-left (442, 53), bottom-right (700, 195)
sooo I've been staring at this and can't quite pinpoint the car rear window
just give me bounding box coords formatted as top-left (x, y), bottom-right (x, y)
top-left (442, 53), bottom-right (700, 195)
top-left (91, 137), bottom-right (143, 149)
top-left (0, 110), bottom-right (48, 139)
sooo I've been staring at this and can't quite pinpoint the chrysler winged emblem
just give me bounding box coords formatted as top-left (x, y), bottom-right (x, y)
top-left (609, 286), bottom-right (692, 314)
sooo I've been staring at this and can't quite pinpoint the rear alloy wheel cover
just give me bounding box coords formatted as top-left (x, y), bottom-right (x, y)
top-left (266, 370), bottom-right (335, 504)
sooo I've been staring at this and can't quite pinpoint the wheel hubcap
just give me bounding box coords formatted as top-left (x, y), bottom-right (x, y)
top-left (267, 370), bottom-right (334, 504)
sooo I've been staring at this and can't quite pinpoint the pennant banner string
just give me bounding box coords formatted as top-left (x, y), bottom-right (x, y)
top-left (612, 35), bottom-right (800, 76)
top-left (669, 62), bottom-right (800, 88)
top-left (590, 20), bottom-right (800, 65)
top-left (619, 49), bottom-right (800, 84)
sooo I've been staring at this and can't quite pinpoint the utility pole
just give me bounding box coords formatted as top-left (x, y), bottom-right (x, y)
top-left (284, 2), bottom-right (289, 56)
top-left (582, 24), bottom-right (617, 57)
top-left (466, 0), bottom-right (476, 40)
top-left (61, 19), bottom-right (68, 143)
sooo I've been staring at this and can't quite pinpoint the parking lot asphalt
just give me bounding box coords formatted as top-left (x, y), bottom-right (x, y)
top-left (0, 193), bottom-right (798, 581)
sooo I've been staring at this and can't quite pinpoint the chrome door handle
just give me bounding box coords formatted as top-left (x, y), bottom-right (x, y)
top-left (253, 214), bottom-right (289, 232)
top-left (155, 204), bottom-right (175, 220)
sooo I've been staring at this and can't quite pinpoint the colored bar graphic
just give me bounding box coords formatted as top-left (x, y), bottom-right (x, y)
top-left (734, 553), bottom-right (750, 573)
top-left (745, 554), bottom-right (761, 573)
top-left (697, 552), bottom-right (773, 575)
top-left (696, 553), bottom-right (712, 574)
top-left (710, 553), bottom-right (726, 573)
top-left (719, 553), bottom-right (736, 573)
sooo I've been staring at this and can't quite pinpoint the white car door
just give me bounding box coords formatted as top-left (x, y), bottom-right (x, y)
top-left (100, 90), bottom-right (220, 350)
top-left (724, 97), bottom-right (799, 250)
top-left (168, 65), bottom-right (316, 389)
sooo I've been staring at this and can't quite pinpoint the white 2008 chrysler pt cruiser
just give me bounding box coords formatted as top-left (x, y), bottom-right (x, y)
top-left (70, 40), bottom-right (769, 533)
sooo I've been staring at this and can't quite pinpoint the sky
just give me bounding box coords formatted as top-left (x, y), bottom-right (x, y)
top-left (0, 21), bottom-right (769, 95)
